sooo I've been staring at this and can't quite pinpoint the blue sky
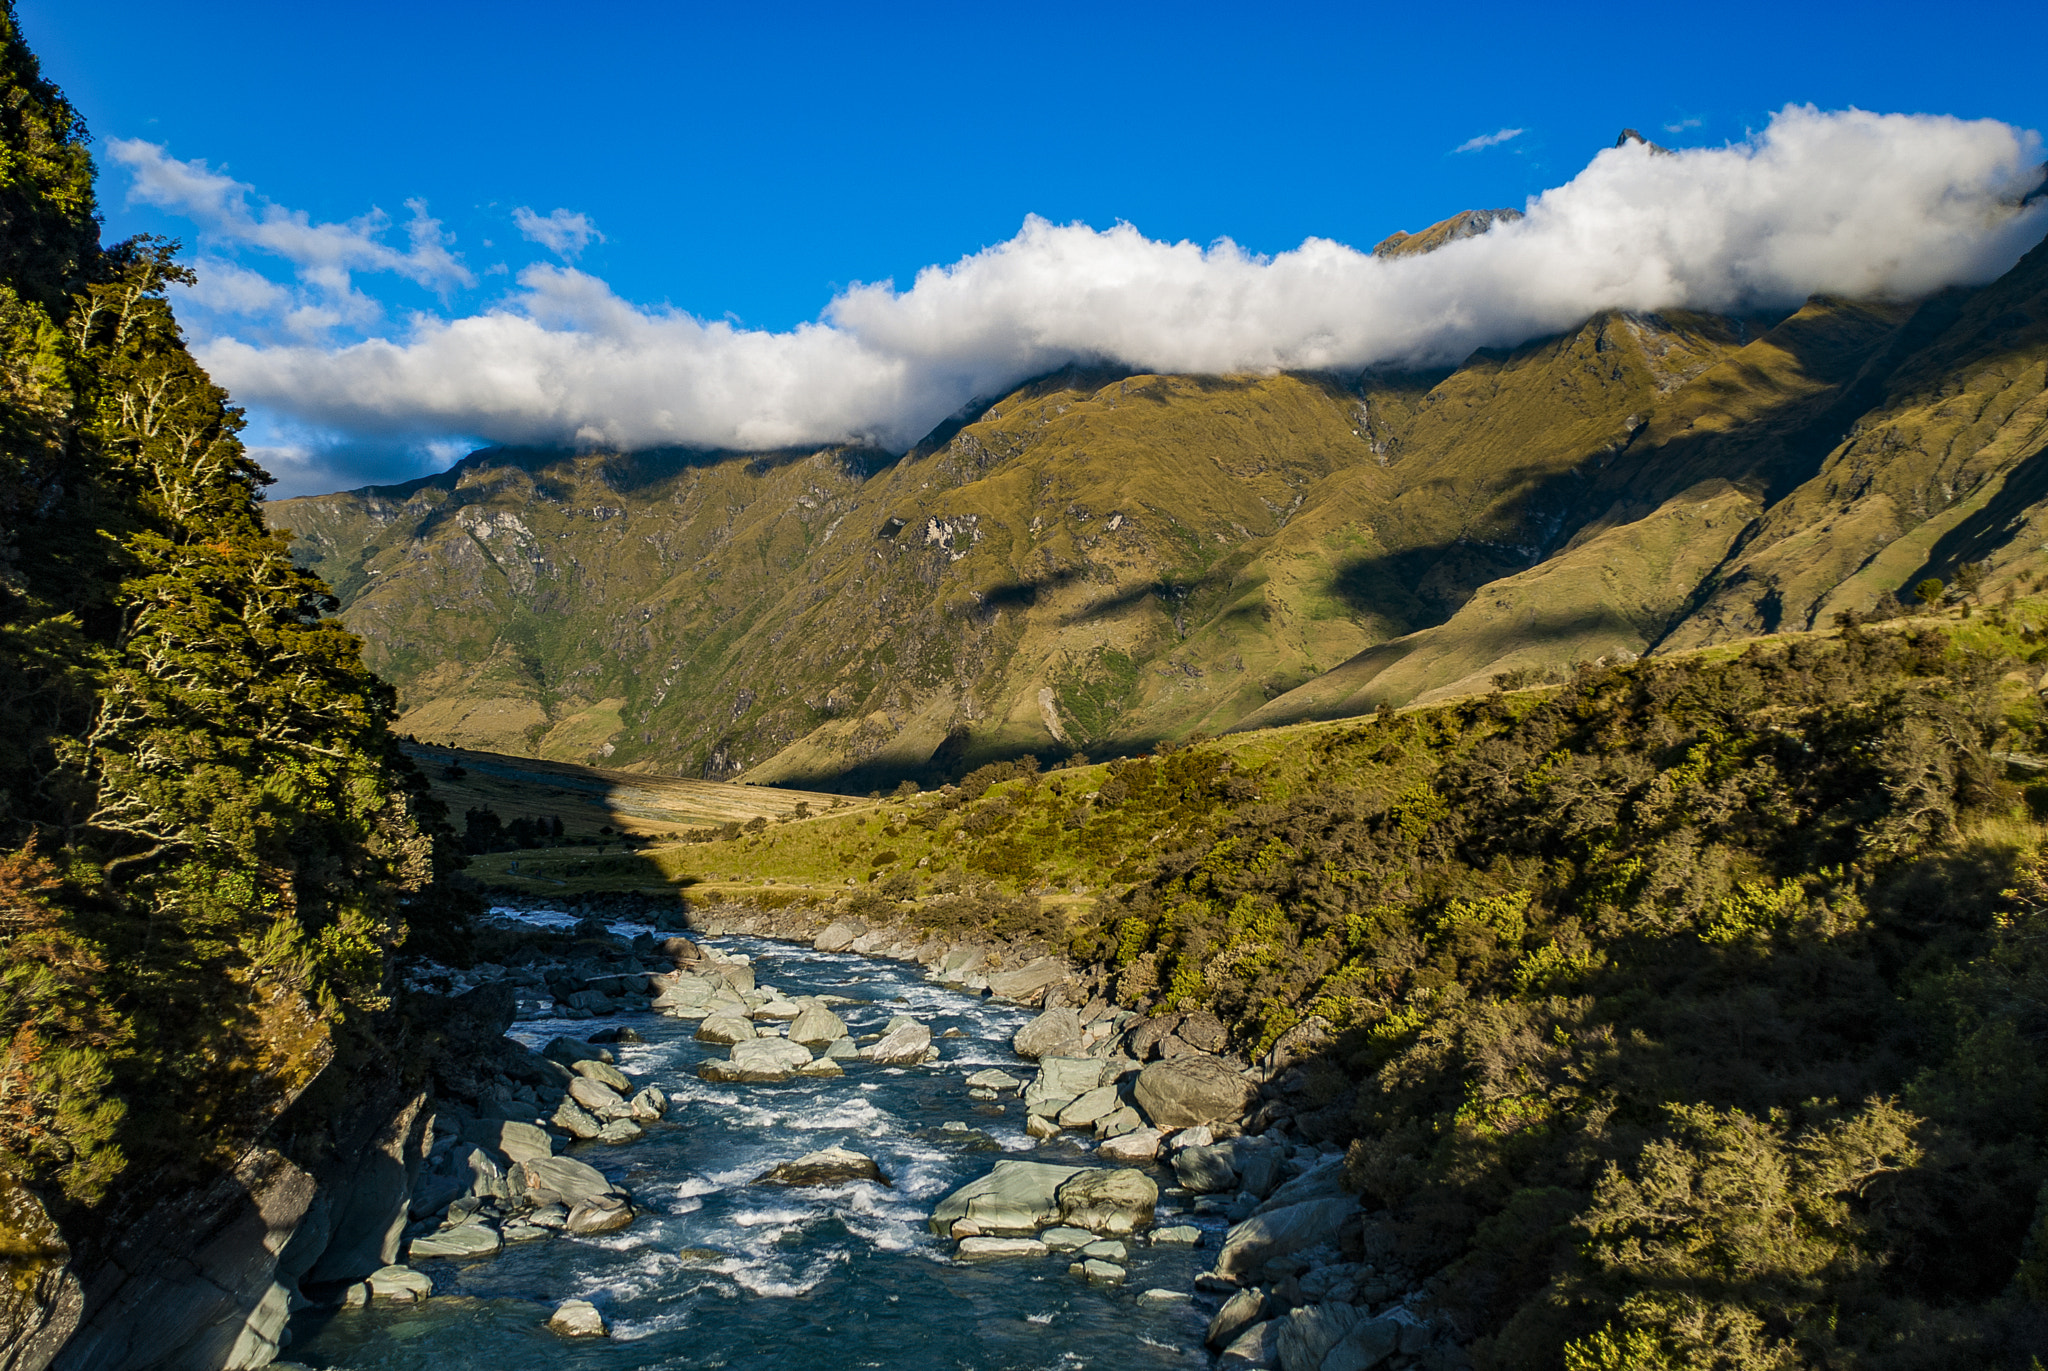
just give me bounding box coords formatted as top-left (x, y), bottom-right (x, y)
top-left (18, 0), bottom-right (2048, 495)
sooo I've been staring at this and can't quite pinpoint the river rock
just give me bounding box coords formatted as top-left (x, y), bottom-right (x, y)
top-left (1054, 1167), bottom-right (1158, 1235)
top-left (629, 1086), bottom-right (668, 1122)
top-left (1216, 1197), bottom-right (1358, 1280)
top-left (1208, 1287), bottom-right (1268, 1349)
top-left (565, 1195), bottom-right (634, 1235)
top-left (986, 958), bottom-right (1069, 1004)
top-left (813, 920), bottom-right (863, 952)
top-left (957, 1236), bottom-right (1049, 1257)
top-left (1133, 1056), bottom-right (1258, 1128)
top-left (1220, 1319), bottom-right (1280, 1367)
top-left (1013, 1008), bottom-right (1084, 1059)
top-left (1236, 1143), bottom-right (1285, 1198)
top-left (1072, 1258), bottom-right (1125, 1284)
top-left (514, 1155), bottom-right (617, 1208)
top-left (824, 1036), bottom-right (858, 1059)
top-left (1098, 1128), bottom-right (1163, 1163)
top-left (1173, 1143), bottom-right (1240, 1193)
top-left (568, 1076), bottom-right (627, 1116)
top-left (787, 1001), bottom-right (850, 1047)
top-left (463, 1118), bottom-right (555, 1164)
top-left (365, 1265), bottom-right (433, 1302)
top-left (1079, 1238), bottom-right (1128, 1261)
top-left (1056, 1085), bottom-right (1123, 1129)
top-left (928, 1160), bottom-right (1084, 1235)
top-left (701, 1038), bottom-right (814, 1082)
top-left (799, 1058), bottom-right (844, 1077)
top-left (752, 997), bottom-right (803, 1021)
top-left (860, 1021), bottom-right (934, 1064)
top-left (1025, 1056), bottom-right (1105, 1116)
top-left (1176, 1010), bottom-right (1230, 1053)
top-left (571, 1058), bottom-right (633, 1092)
top-left (1039, 1226), bottom-right (1093, 1251)
top-left (753, 1146), bottom-right (890, 1188)
top-left (406, 1222), bottom-right (502, 1261)
top-left (596, 1119), bottom-right (644, 1144)
top-left (542, 1036), bottom-right (613, 1067)
top-left (1321, 1314), bottom-right (1403, 1371)
top-left (551, 1098), bottom-right (603, 1140)
top-left (1025, 1114), bottom-right (1060, 1140)
top-left (1275, 1302), bottom-right (1368, 1371)
top-left (695, 1015), bottom-right (756, 1045)
top-left (964, 1068), bottom-right (1023, 1092)
top-left (547, 1298), bottom-right (608, 1338)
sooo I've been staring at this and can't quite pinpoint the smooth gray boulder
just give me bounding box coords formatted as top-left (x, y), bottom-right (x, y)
top-left (1013, 1008), bottom-right (1084, 1060)
top-left (813, 920), bottom-right (863, 952)
top-left (860, 1021), bottom-right (934, 1064)
top-left (1025, 1057), bottom-right (1105, 1117)
top-left (1276, 1303), bottom-right (1366, 1371)
top-left (1098, 1128), bottom-right (1163, 1163)
top-left (1220, 1319), bottom-right (1280, 1367)
top-left (753, 1146), bottom-right (890, 1188)
top-left (1133, 1055), bottom-right (1258, 1128)
top-left (787, 1001), bottom-right (850, 1047)
top-left (514, 1155), bottom-right (616, 1208)
top-left (1054, 1168), bottom-right (1158, 1236)
top-left (565, 1195), bottom-right (634, 1235)
top-left (986, 958), bottom-right (1069, 1003)
top-left (1072, 1258), bottom-right (1126, 1284)
top-left (462, 1118), bottom-right (554, 1164)
top-left (551, 1097), bottom-right (602, 1140)
top-left (365, 1265), bottom-right (432, 1302)
top-left (1208, 1287), bottom-right (1268, 1349)
top-left (700, 1038), bottom-right (813, 1082)
top-left (629, 1086), bottom-right (668, 1122)
top-left (928, 1160), bottom-right (1085, 1235)
top-left (964, 1068), bottom-right (1023, 1091)
top-left (1056, 1085), bottom-right (1123, 1129)
top-left (695, 1014), bottom-right (756, 1045)
top-left (571, 1058), bottom-right (632, 1092)
top-left (1216, 1197), bottom-right (1358, 1280)
top-left (547, 1298), bottom-right (608, 1337)
top-left (1173, 1143), bottom-right (1240, 1193)
top-left (957, 1236), bottom-right (1048, 1257)
top-left (568, 1076), bottom-right (627, 1116)
top-left (406, 1222), bottom-right (502, 1261)
top-left (596, 1119), bottom-right (644, 1144)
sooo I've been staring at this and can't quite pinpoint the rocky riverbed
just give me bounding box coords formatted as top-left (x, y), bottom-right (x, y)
top-left (273, 902), bottom-right (1453, 1371)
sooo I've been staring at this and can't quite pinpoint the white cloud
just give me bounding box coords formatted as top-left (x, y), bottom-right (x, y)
top-left (108, 138), bottom-right (475, 304)
top-left (514, 206), bottom-right (604, 259)
top-left (1666, 117), bottom-right (1704, 134)
top-left (1452, 127), bottom-right (1525, 154)
top-left (181, 106), bottom-right (2047, 487)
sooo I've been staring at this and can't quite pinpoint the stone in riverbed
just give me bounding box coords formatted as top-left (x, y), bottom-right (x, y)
top-left (987, 958), bottom-right (1068, 1004)
top-left (752, 998), bottom-right (803, 1021)
top-left (1173, 1143), bottom-right (1239, 1193)
top-left (1070, 1258), bottom-right (1126, 1284)
top-left (1055, 1167), bottom-right (1158, 1236)
top-left (542, 1036), bottom-right (614, 1068)
top-left (1079, 1238), bottom-right (1128, 1262)
top-left (860, 1021), bottom-right (934, 1064)
top-left (1013, 1008), bottom-right (1083, 1060)
top-left (957, 1236), bottom-right (1048, 1257)
top-left (547, 1298), bottom-right (608, 1338)
top-left (699, 1038), bottom-right (813, 1082)
top-left (462, 1118), bottom-right (555, 1164)
top-left (813, 920), bottom-right (863, 952)
top-left (365, 1265), bottom-right (433, 1302)
top-left (753, 1146), bottom-right (890, 1188)
top-left (964, 1068), bottom-right (1023, 1092)
top-left (1038, 1226), bottom-right (1093, 1251)
top-left (1095, 1106), bottom-right (1145, 1139)
top-left (501, 1220), bottom-right (548, 1244)
top-left (596, 1119), bottom-right (644, 1145)
top-left (1025, 1057), bottom-right (1106, 1117)
top-left (824, 1036), bottom-right (858, 1059)
top-left (514, 1154), bottom-right (618, 1208)
top-left (798, 1058), bottom-right (844, 1077)
top-left (407, 1222), bottom-right (503, 1261)
top-left (1098, 1128), bottom-right (1163, 1164)
top-left (1056, 1085), bottom-right (1123, 1129)
top-left (565, 1195), bottom-right (634, 1235)
top-left (1215, 1197), bottom-right (1359, 1280)
top-left (550, 1098), bottom-right (602, 1140)
top-left (1219, 1319), bottom-right (1279, 1367)
top-left (1139, 1287), bottom-right (1191, 1305)
top-left (1152, 1224), bottom-right (1203, 1247)
top-left (570, 1058), bottom-right (632, 1092)
top-left (1207, 1287), bottom-right (1268, 1349)
top-left (1025, 1114), bottom-right (1060, 1140)
top-left (695, 1015), bottom-right (756, 1045)
top-left (568, 1076), bottom-right (627, 1116)
top-left (928, 1160), bottom-right (1085, 1235)
top-left (1133, 1056), bottom-right (1258, 1128)
top-left (629, 1086), bottom-right (668, 1122)
top-left (787, 1001), bottom-right (850, 1047)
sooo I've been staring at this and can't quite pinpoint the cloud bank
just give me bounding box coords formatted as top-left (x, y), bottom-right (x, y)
top-left (1453, 127), bottom-right (1525, 154)
top-left (144, 107), bottom-right (2047, 480)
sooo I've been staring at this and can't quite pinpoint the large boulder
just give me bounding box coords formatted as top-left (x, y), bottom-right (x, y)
top-left (753, 1146), bottom-right (890, 1188)
top-left (695, 1015), bottom-right (756, 1045)
top-left (547, 1298), bottom-right (607, 1338)
top-left (1098, 1128), bottom-right (1163, 1164)
top-left (541, 1036), bottom-right (613, 1068)
top-left (928, 1161), bottom-right (1084, 1236)
top-left (813, 920), bottom-right (864, 952)
top-left (1054, 1168), bottom-right (1158, 1236)
top-left (1215, 1197), bottom-right (1358, 1280)
top-left (1177, 1010), bottom-right (1230, 1053)
top-left (1276, 1303), bottom-right (1366, 1371)
top-left (1208, 1288), bottom-right (1269, 1350)
top-left (1172, 1143), bottom-right (1239, 1193)
top-left (1056, 1086), bottom-right (1124, 1130)
top-left (461, 1118), bottom-right (554, 1165)
top-left (985, 958), bottom-right (1069, 1004)
top-left (405, 1222), bottom-right (503, 1262)
top-left (787, 1001), bottom-right (850, 1048)
top-left (859, 1021), bottom-right (934, 1064)
top-left (1013, 1008), bottom-right (1084, 1060)
top-left (513, 1155), bottom-right (617, 1209)
top-left (568, 1076), bottom-right (627, 1116)
top-left (1320, 1315), bottom-right (1403, 1371)
top-left (571, 1058), bottom-right (632, 1092)
top-left (1133, 1056), bottom-right (1257, 1128)
top-left (700, 1038), bottom-right (813, 1082)
top-left (1025, 1057), bottom-right (1106, 1117)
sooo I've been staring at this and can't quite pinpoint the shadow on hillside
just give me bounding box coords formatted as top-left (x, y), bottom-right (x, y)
top-left (1061, 570), bottom-right (1236, 625)
top-left (1901, 438), bottom-right (2048, 593)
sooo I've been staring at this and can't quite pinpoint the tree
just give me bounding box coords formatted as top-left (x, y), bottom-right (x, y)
top-left (1914, 578), bottom-right (1946, 607)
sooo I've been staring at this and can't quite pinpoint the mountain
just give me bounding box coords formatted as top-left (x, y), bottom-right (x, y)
top-left (272, 210), bottom-right (2048, 791)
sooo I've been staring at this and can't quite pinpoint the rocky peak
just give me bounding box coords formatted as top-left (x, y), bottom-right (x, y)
top-left (1372, 207), bottom-right (1523, 259)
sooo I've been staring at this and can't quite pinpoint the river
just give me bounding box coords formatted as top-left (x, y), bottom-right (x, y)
top-left (282, 923), bottom-right (1218, 1370)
